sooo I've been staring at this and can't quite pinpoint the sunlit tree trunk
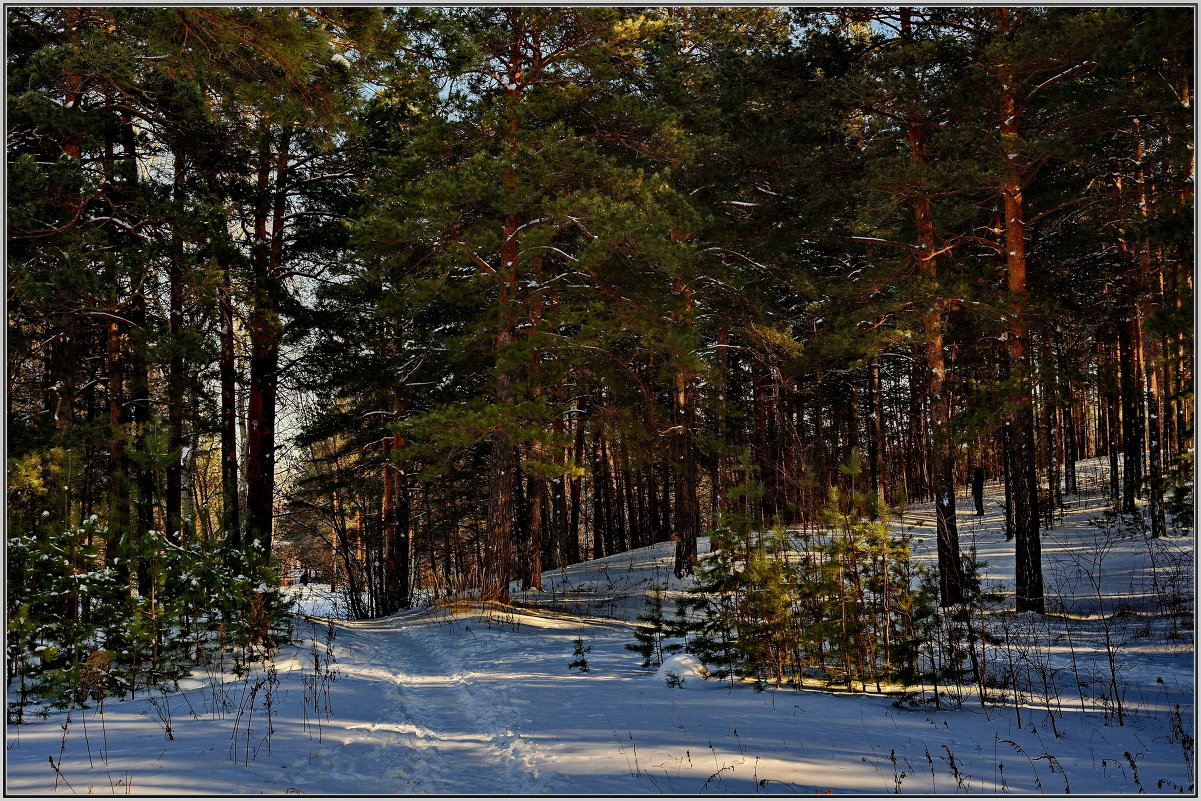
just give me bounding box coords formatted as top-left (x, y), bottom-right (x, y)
top-left (996, 8), bottom-right (1044, 612)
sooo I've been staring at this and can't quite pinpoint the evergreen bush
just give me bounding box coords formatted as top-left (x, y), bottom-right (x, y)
top-left (568, 637), bottom-right (592, 672)
top-left (6, 514), bottom-right (294, 717)
top-left (668, 455), bottom-right (940, 691)
top-left (625, 587), bottom-right (681, 668)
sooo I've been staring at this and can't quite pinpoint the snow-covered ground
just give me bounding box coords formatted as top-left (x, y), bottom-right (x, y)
top-left (6, 458), bottom-right (1194, 795)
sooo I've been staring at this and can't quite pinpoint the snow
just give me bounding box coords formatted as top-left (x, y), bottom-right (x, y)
top-left (6, 458), bottom-right (1194, 795)
top-left (655, 653), bottom-right (708, 684)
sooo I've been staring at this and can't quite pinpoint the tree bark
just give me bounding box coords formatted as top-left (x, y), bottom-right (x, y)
top-left (1106, 345), bottom-right (1123, 502)
top-left (910, 116), bottom-right (965, 606)
top-left (672, 364), bottom-right (700, 576)
top-left (868, 360), bottom-right (887, 513)
top-left (565, 407), bottom-right (585, 565)
top-left (220, 257), bottom-right (241, 554)
top-left (1041, 341), bottom-right (1061, 523)
top-left (996, 11), bottom-right (1044, 612)
top-left (245, 122), bottom-right (289, 565)
top-left (1134, 116), bottom-right (1167, 539)
top-left (522, 440), bottom-right (547, 590)
top-left (484, 270), bottom-right (519, 601)
top-left (382, 391), bottom-right (411, 613)
top-left (105, 293), bottom-right (130, 576)
top-left (165, 150), bottom-right (186, 545)
top-left (120, 116), bottom-right (154, 597)
top-left (1117, 310), bottom-right (1144, 513)
top-left (1056, 332), bottom-right (1079, 495)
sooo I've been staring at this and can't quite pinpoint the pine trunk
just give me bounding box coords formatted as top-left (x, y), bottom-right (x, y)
top-left (245, 124), bottom-right (289, 565)
top-left (485, 259), bottom-right (519, 601)
top-left (868, 360), bottom-right (887, 512)
top-left (220, 259), bottom-right (241, 553)
top-left (1117, 314), bottom-right (1144, 513)
top-left (1056, 333), bottom-right (1079, 494)
top-left (1134, 116), bottom-right (1166, 539)
top-left (105, 302), bottom-right (129, 575)
top-left (910, 118), bottom-right (965, 606)
top-left (996, 22), bottom-right (1044, 612)
top-left (120, 116), bottom-right (154, 597)
top-left (565, 409), bottom-right (585, 565)
top-left (1106, 346), bottom-right (1123, 501)
top-left (165, 152), bottom-right (186, 545)
top-left (1041, 342), bottom-right (1060, 522)
top-left (127, 278), bottom-right (155, 598)
top-left (523, 441), bottom-right (546, 590)
top-left (672, 365), bottom-right (700, 577)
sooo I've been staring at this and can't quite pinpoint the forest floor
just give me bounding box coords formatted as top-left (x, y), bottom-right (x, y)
top-left (5, 458), bottom-right (1195, 796)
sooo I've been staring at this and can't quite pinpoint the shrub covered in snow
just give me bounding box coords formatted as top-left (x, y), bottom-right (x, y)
top-left (7, 516), bottom-right (294, 718)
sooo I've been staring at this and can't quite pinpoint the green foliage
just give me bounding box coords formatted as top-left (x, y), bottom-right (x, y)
top-left (672, 456), bottom-right (939, 690)
top-left (1163, 451), bottom-right (1195, 531)
top-left (568, 636), bottom-right (592, 673)
top-left (625, 587), bottom-right (681, 668)
top-left (6, 515), bottom-right (294, 715)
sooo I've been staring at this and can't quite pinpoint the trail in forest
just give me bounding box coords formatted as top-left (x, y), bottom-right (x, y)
top-left (279, 611), bottom-right (560, 795)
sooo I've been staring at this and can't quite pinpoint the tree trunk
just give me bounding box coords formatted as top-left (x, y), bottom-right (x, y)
top-left (484, 316), bottom-right (518, 601)
top-left (591, 425), bottom-right (610, 560)
top-left (1134, 116), bottom-right (1166, 539)
top-left (672, 365), bottom-right (700, 577)
top-left (907, 353), bottom-right (929, 502)
top-left (120, 116), bottom-right (154, 597)
top-left (550, 417), bottom-right (569, 569)
top-left (671, 268), bottom-right (700, 575)
top-left (1002, 420), bottom-right (1015, 541)
top-left (1117, 312), bottom-right (1144, 513)
top-left (382, 392), bottom-right (411, 613)
top-left (910, 120), bottom-right (965, 605)
top-left (127, 277), bottom-right (155, 598)
top-left (523, 441), bottom-right (546, 590)
top-left (752, 361), bottom-right (771, 522)
top-left (972, 466), bottom-right (985, 516)
top-left (105, 296), bottom-right (130, 576)
top-left (565, 408), bottom-right (585, 566)
top-left (995, 16), bottom-right (1044, 612)
top-left (1106, 346), bottom-right (1123, 502)
top-left (868, 360), bottom-right (887, 513)
top-left (220, 258), bottom-right (241, 554)
top-left (165, 150), bottom-right (186, 545)
top-left (1057, 333), bottom-right (1079, 495)
top-left (1041, 341), bottom-right (1061, 523)
top-left (245, 123), bottom-right (289, 566)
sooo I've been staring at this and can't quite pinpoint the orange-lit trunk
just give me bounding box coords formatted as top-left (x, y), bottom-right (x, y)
top-left (997, 8), bottom-right (1044, 613)
top-left (908, 117), bottom-right (965, 607)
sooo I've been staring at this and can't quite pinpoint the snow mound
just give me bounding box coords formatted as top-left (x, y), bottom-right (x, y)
top-left (654, 653), bottom-right (708, 686)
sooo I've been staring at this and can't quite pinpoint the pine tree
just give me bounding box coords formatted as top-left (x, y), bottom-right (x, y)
top-left (626, 587), bottom-right (682, 669)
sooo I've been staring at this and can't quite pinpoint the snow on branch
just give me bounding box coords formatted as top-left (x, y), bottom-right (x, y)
top-left (1025, 61), bottom-right (1098, 104)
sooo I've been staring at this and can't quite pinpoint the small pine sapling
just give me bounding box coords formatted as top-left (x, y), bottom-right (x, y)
top-left (736, 528), bottom-right (799, 687)
top-left (568, 637), bottom-right (592, 673)
top-left (676, 523), bottom-right (742, 685)
top-left (663, 671), bottom-right (686, 688)
top-left (625, 588), bottom-right (680, 668)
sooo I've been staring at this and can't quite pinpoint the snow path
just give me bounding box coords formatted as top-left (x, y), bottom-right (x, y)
top-left (280, 613), bottom-right (561, 794)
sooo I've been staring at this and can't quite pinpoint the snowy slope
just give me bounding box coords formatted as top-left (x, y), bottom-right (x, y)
top-left (6, 458), bottom-right (1195, 795)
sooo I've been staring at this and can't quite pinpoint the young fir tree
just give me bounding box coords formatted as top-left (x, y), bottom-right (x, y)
top-left (568, 637), bottom-right (592, 673)
top-left (626, 587), bottom-right (683, 669)
top-left (674, 452), bottom-right (798, 686)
